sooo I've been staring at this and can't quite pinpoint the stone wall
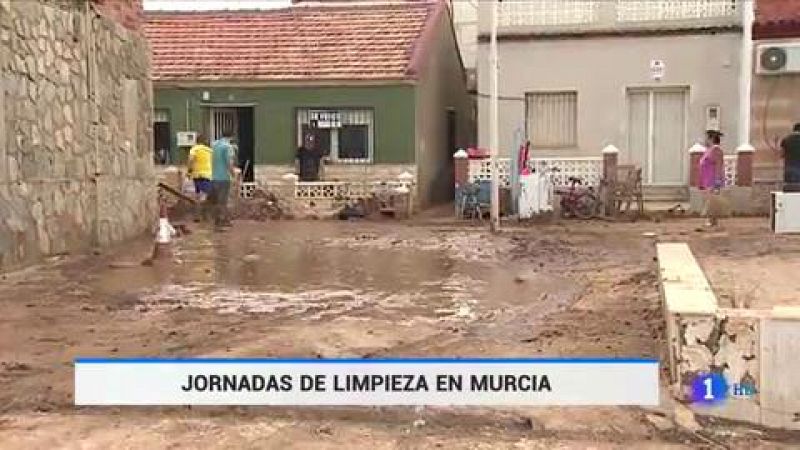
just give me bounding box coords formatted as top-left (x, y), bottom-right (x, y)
top-left (0, 0), bottom-right (156, 271)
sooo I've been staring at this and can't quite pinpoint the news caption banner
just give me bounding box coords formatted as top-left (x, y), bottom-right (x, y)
top-left (74, 357), bottom-right (659, 406)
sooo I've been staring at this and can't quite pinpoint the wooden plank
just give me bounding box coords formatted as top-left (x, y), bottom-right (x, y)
top-left (158, 182), bottom-right (196, 204)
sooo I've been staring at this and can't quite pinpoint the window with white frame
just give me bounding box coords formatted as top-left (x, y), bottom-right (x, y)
top-left (526, 91), bottom-right (578, 148)
top-left (296, 108), bottom-right (374, 163)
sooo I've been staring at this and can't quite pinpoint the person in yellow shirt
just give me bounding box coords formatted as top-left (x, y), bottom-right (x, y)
top-left (186, 134), bottom-right (213, 220)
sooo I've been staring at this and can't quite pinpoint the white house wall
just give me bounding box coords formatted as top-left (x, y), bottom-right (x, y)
top-left (477, 32), bottom-right (742, 160)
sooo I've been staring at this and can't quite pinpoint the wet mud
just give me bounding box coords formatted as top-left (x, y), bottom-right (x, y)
top-left (0, 217), bottom-right (797, 448)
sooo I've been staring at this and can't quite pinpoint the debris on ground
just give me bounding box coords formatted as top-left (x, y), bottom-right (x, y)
top-left (645, 413), bottom-right (675, 432)
top-left (673, 403), bottom-right (701, 432)
top-left (231, 188), bottom-right (291, 221)
top-left (337, 202), bottom-right (366, 221)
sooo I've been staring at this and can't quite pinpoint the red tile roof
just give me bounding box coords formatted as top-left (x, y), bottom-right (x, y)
top-left (754, 0), bottom-right (800, 39)
top-left (145, 2), bottom-right (444, 82)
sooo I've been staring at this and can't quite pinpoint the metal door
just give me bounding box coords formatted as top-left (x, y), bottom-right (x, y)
top-left (210, 107), bottom-right (238, 142)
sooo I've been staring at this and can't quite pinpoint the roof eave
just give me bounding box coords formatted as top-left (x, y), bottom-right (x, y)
top-left (405, 0), bottom-right (446, 79)
top-left (152, 78), bottom-right (419, 88)
top-left (754, 21), bottom-right (800, 40)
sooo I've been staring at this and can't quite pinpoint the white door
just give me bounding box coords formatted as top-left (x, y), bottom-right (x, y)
top-left (626, 88), bottom-right (688, 185)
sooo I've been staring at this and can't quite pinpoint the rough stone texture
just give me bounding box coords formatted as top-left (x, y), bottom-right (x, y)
top-left (0, 0), bottom-right (155, 271)
top-left (93, 0), bottom-right (144, 31)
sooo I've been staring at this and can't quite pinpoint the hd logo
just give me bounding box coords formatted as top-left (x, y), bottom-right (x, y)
top-left (690, 373), bottom-right (757, 405)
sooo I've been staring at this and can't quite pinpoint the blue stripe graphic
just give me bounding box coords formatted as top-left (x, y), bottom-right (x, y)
top-left (75, 357), bottom-right (658, 364)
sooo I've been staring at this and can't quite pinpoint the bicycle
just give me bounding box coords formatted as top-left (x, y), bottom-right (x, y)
top-left (545, 168), bottom-right (602, 219)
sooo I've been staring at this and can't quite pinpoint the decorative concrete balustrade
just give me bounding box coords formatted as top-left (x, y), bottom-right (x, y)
top-left (490, 0), bottom-right (741, 33)
top-left (464, 156), bottom-right (604, 188)
top-left (241, 178), bottom-right (414, 201)
top-left (454, 141), bottom-right (757, 215)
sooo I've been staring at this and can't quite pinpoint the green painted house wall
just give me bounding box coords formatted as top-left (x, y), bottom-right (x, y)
top-left (154, 85), bottom-right (417, 165)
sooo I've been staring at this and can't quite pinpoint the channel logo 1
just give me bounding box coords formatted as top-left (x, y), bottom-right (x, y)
top-left (690, 373), bottom-right (758, 405)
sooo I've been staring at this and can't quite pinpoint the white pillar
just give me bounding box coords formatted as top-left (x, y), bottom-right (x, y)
top-left (739, 0), bottom-right (755, 145)
top-left (489, 0), bottom-right (500, 231)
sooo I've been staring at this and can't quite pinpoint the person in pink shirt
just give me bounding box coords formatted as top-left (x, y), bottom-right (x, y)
top-left (698, 130), bottom-right (725, 227)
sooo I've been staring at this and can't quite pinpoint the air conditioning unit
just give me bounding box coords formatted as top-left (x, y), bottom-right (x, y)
top-left (176, 131), bottom-right (197, 147)
top-left (756, 43), bottom-right (800, 75)
top-left (770, 192), bottom-right (800, 233)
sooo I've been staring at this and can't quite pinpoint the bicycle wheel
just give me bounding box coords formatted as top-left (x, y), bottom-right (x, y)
top-left (574, 193), bottom-right (599, 219)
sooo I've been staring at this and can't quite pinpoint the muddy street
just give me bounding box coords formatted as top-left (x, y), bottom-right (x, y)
top-left (0, 218), bottom-right (795, 448)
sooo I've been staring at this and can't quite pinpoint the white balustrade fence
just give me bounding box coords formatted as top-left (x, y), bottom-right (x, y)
top-left (239, 180), bottom-right (414, 201)
top-left (723, 154), bottom-right (737, 187)
top-left (468, 157), bottom-right (603, 188)
top-left (240, 182), bottom-right (258, 199)
top-left (294, 181), bottom-right (412, 200)
top-left (469, 156), bottom-right (736, 189)
top-left (616, 0), bottom-right (738, 22)
top-left (494, 0), bottom-right (739, 28)
top-left (498, 1), bottom-right (600, 27)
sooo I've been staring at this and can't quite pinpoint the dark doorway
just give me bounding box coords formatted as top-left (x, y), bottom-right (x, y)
top-left (153, 117), bottom-right (171, 165)
top-left (210, 106), bottom-right (255, 182)
top-left (237, 107), bottom-right (255, 182)
top-left (442, 108), bottom-right (457, 200)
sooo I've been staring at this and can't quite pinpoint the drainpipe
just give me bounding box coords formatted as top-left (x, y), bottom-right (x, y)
top-left (739, 0), bottom-right (754, 146)
top-left (489, 0), bottom-right (500, 232)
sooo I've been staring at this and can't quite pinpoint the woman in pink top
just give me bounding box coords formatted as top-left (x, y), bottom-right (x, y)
top-left (698, 130), bottom-right (725, 227)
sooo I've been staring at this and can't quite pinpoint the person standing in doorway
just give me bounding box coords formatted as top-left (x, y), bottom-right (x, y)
top-left (210, 127), bottom-right (237, 230)
top-left (780, 123), bottom-right (800, 192)
top-left (296, 124), bottom-right (324, 182)
top-left (698, 130), bottom-right (725, 228)
top-left (186, 133), bottom-right (213, 221)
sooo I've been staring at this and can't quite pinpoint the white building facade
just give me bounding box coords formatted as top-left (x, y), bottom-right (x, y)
top-left (476, 0), bottom-right (743, 193)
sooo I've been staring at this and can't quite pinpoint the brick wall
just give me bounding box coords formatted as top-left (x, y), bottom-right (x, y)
top-left (92, 0), bottom-right (143, 31)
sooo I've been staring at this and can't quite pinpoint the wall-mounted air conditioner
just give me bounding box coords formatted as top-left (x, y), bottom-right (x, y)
top-left (756, 43), bottom-right (800, 75)
top-left (176, 131), bottom-right (197, 147)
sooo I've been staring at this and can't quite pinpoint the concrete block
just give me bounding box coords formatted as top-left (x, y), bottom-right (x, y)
top-left (657, 243), bottom-right (718, 314)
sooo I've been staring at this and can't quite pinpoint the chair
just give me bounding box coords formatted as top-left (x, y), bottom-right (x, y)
top-left (608, 165), bottom-right (644, 219)
top-left (458, 181), bottom-right (490, 221)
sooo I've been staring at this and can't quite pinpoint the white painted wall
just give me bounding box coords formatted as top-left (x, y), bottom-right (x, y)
top-left (477, 32), bottom-right (742, 163)
top-left (450, 0), bottom-right (478, 69)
